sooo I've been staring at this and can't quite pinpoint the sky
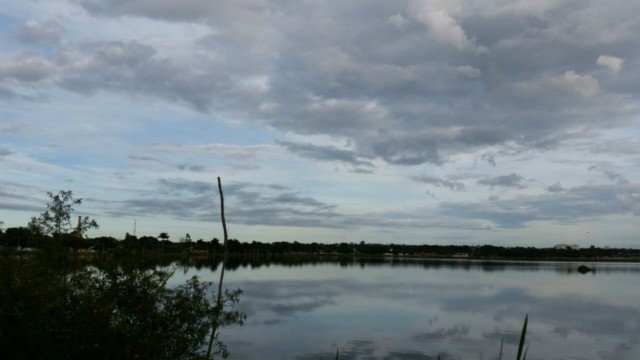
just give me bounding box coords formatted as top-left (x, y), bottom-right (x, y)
top-left (1, 0), bottom-right (639, 247)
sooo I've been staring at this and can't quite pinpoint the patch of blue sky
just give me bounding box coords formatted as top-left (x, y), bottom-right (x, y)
top-left (0, 14), bottom-right (24, 49)
top-left (34, 150), bottom-right (105, 170)
top-left (138, 113), bottom-right (276, 147)
top-left (0, 134), bottom-right (23, 151)
top-left (0, 18), bottom-right (61, 58)
top-left (44, 90), bottom-right (278, 148)
top-left (20, 42), bottom-right (60, 59)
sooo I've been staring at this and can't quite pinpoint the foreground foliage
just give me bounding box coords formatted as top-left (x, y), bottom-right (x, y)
top-left (0, 254), bottom-right (245, 360)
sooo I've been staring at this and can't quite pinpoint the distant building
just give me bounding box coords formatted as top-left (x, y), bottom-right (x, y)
top-left (555, 244), bottom-right (579, 250)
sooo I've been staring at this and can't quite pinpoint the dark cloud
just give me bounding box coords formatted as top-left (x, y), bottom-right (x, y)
top-left (0, 55), bottom-right (57, 82)
top-left (440, 183), bottom-right (640, 228)
top-left (605, 170), bottom-right (630, 184)
top-left (176, 164), bottom-right (206, 172)
top-left (105, 177), bottom-right (496, 230)
top-left (0, 147), bottom-right (14, 157)
top-left (350, 167), bottom-right (375, 175)
top-left (277, 141), bottom-right (373, 167)
top-left (0, 189), bottom-right (33, 201)
top-left (127, 156), bottom-right (207, 172)
top-left (103, 178), bottom-right (218, 219)
top-left (1, 0), bottom-right (640, 247)
top-left (5, 0), bottom-right (638, 168)
top-left (456, 127), bottom-right (511, 147)
top-left (54, 40), bottom-right (250, 112)
top-left (477, 152), bottom-right (497, 167)
top-left (0, 182), bottom-right (47, 213)
top-left (128, 155), bottom-right (157, 162)
top-left (371, 138), bottom-right (443, 166)
top-left (546, 182), bottom-right (565, 193)
top-left (0, 202), bottom-right (42, 212)
top-left (106, 179), bottom-right (344, 227)
top-left (411, 175), bottom-right (466, 192)
top-left (270, 193), bottom-right (334, 210)
top-left (589, 164), bottom-right (629, 184)
top-left (477, 173), bottom-right (525, 189)
top-left (108, 195), bottom-right (212, 220)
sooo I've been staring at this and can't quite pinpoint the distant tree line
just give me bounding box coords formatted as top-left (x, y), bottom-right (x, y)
top-left (1, 190), bottom-right (639, 260)
top-left (2, 226), bottom-right (639, 260)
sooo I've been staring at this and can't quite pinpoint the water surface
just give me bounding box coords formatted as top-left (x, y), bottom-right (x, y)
top-left (170, 259), bottom-right (640, 360)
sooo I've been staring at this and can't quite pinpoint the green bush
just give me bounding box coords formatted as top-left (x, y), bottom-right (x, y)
top-left (0, 254), bottom-right (244, 360)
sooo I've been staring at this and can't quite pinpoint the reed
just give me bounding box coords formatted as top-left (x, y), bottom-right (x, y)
top-left (516, 314), bottom-right (528, 360)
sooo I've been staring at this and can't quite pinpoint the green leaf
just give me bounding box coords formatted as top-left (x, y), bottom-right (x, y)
top-left (516, 315), bottom-right (528, 360)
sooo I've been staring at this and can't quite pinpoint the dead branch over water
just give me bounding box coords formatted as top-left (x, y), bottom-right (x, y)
top-left (206, 177), bottom-right (230, 358)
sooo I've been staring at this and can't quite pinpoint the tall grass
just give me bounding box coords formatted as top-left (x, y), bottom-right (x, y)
top-left (515, 314), bottom-right (529, 360)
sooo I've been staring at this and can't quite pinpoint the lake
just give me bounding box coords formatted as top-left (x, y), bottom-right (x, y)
top-left (168, 258), bottom-right (640, 360)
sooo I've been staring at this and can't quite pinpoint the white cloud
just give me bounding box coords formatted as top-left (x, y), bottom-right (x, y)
top-left (411, 1), bottom-right (487, 53)
top-left (596, 55), bottom-right (624, 75)
top-left (554, 71), bottom-right (599, 97)
top-left (20, 19), bottom-right (64, 44)
top-left (387, 14), bottom-right (410, 28)
top-left (513, 70), bottom-right (599, 99)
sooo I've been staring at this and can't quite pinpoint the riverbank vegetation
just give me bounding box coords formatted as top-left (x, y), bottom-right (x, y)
top-left (0, 252), bottom-right (245, 359)
top-left (3, 191), bottom-right (639, 261)
top-left (0, 189), bottom-right (246, 359)
top-left (2, 227), bottom-right (638, 261)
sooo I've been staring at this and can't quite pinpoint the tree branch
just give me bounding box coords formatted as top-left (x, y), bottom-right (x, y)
top-left (206, 177), bottom-right (230, 358)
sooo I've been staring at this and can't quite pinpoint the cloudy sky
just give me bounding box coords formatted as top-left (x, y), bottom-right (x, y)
top-left (1, 0), bottom-right (639, 247)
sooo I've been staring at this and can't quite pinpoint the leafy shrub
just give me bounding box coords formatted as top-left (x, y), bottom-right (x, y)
top-left (0, 254), bottom-right (244, 360)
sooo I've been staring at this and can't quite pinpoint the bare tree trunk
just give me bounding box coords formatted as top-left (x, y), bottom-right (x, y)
top-left (206, 177), bottom-right (230, 358)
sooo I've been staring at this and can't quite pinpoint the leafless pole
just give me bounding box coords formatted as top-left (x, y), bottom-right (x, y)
top-left (206, 177), bottom-right (230, 358)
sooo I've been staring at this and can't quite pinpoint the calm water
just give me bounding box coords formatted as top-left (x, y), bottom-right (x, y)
top-left (169, 259), bottom-right (640, 360)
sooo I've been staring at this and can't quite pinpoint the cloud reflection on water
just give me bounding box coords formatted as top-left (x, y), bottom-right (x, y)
top-left (179, 259), bottom-right (640, 359)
